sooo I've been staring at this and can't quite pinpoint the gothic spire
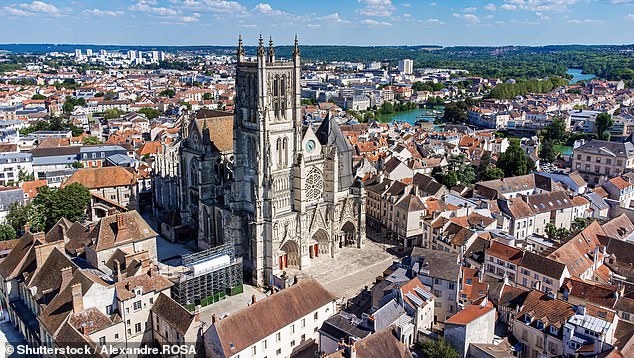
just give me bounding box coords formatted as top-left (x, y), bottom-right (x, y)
top-left (293, 34), bottom-right (300, 58)
top-left (237, 34), bottom-right (245, 60)
top-left (267, 36), bottom-right (275, 62)
top-left (257, 34), bottom-right (265, 57)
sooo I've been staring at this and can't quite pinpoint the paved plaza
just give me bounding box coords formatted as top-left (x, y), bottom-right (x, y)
top-left (286, 235), bottom-right (399, 300)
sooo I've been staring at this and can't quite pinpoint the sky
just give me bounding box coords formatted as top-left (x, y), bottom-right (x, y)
top-left (1, 0), bottom-right (634, 46)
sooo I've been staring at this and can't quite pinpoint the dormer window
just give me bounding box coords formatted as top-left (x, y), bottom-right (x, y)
top-left (535, 320), bottom-right (544, 330)
top-left (550, 326), bottom-right (559, 335)
top-left (523, 314), bottom-right (532, 324)
top-left (135, 288), bottom-right (143, 296)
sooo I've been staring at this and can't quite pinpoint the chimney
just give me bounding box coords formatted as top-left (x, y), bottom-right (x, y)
top-left (61, 267), bottom-right (73, 289)
top-left (32, 232), bottom-right (45, 242)
top-left (71, 283), bottom-right (84, 313)
top-left (113, 259), bottom-right (122, 282)
top-left (34, 242), bottom-right (59, 267)
top-left (271, 285), bottom-right (276, 295)
top-left (24, 222), bottom-right (31, 233)
top-left (211, 314), bottom-right (217, 325)
top-left (108, 208), bottom-right (117, 216)
top-left (116, 214), bottom-right (129, 242)
top-left (251, 294), bottom-right (257, 305)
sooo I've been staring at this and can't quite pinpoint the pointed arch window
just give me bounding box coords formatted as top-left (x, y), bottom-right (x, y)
top-left (277, 138), bottom-right (283, 168)
top-left (283, 137), bottom-right (289, 166)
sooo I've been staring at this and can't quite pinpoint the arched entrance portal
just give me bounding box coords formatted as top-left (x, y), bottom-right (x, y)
top-left (279, 240), bottom-right (300, 270)
top-left (311, 229), bottom-right (330, 258)
top-left (341, 221), bottom-right (356, 247)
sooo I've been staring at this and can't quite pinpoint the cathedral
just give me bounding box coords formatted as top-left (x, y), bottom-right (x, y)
top-left (174, 36), bottom-right (366, 285)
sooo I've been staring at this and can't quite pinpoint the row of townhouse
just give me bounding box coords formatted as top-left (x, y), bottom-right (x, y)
top-left (484, 240), bottom-right (570, 294)
top-left (365, 173), bottom-right (448, 247)
top-left (495, 190), bottom-right (590, 241)
top-left (0, 211), bottom-right (201, 356)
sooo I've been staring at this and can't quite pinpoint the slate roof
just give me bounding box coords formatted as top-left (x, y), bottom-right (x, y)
top-left (0, 188), bottom-right (23, 211)
top-left (89, 211), bottom-right (156, 252)
top-left (406, 247), bottom-right (460, 282)
top-left (520, 251), bottom-right (567, 279)
top-left (212, 278), bottom-right (336, 357)
top-left (151, 293), bottom-right (196, 335)
top-left (326, 328), bottom-right (412, 358)
top-left (315, 112), bottom-right (353, 190)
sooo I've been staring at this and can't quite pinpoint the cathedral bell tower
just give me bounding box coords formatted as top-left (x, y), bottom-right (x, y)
top-left (230, 35), bottom-right (302, 285)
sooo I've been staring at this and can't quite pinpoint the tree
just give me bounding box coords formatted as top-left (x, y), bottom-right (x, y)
top-left (137, 107), bottom-right (161, 119)
top-left (421, 338), bottom-right (460, 358)
top-left (18, 168), bottom-right (34, 182)
top-left (481, 165), bottom-right (505, 181)
top-left (379, 102), bottom-right (395, 114)
top-left (34, 183), bottom-right (91, 230)
top-left (104, 108), bottom-right (124, 119)
top-left (540, 140), bottom-right (557, 162)
top-left (545, 223), bottom-right (570, 241)
top-left (497, 143), bottom-right (536, 177)
top-left (543, 117), bottom-right (568, 144)
top-left (31, 93), bottom-right (47, 100)
top-left (203, 92), bottom-right (214, 101)
top-left (441, 171), bottom-right (459, 188)
top-left (596, 113), bottom-right (613, 140)
top-left (442, 101), bottom-right (468, 123)
top-left (72, 161), bottom-right (84, 168)
top-left (571, 217), bottom-right (593, 232)
top-left (0, 224), bottom-right (16, 241)
top-left (82, 136), bottom-right (101, 145)
top-left (6, 202), bottom-right (44, 233)
top-left (160, 89), bottom-right (176, 98)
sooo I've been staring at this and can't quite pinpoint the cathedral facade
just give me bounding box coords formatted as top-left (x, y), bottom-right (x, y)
top-left (176, 36), bottom-right (366, 286)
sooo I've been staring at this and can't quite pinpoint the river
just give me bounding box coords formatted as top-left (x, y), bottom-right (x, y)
top-left (567, 68), bottom-right (594, 84)
top-left (377, 107), bottom-right (444, 127)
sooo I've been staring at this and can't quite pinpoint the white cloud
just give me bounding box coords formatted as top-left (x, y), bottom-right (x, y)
top-left (501, 0), bottom-right (577, 13)
top-left (20, 1), bottom-right (58, 14)
top-left (429, 2), bottom-right (437, 6)
top-left (628, 14), bottom-right (634, 20)
top-left (464, 7), bottom-right (477, 13)
top-left (182, 12), bottom-right (201, 22)
top-left (361, 19), bottom-right (393, 27)
top-left (420, 18), bottom-right (444, 24)
top-left (319, 12), bottom-right (350, 23)
top-left (566, 18), bottom-right (602, 23)
top-left (83, 9), bottom-right (124, 17)
top-left (129, 1), bottom-right (179, 16)
top-left (179, 0), bottom-right (245, 13)
top-left (3, 6), bottom-right (30, 16)
top-left (454, 13), bottom-right (480, 24)
top-left (4, 1), bottom-right (61, 17)
top-left (402, 3), bottom-right (411, 7)
top-left (357, 0), bottom-right (396, 17)
top-left (254, 3), bottom-right (286, 16)
top-left (485, 3), bottom-right (497, 11)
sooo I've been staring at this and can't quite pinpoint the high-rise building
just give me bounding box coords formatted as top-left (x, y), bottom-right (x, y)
top-left (99, 49), bottom-right (107, 56)
top-left (398, 59), bottom-right (414, 75)
top-left (127, 50), bottom-right (137, 60)
top-left (74, 49), bottom-right (82, 58)
top-left (86, 49), bottom-right (93, 57)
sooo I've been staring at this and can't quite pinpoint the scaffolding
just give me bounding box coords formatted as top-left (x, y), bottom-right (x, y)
top-left (171, 244), bottom-right (243, 306)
